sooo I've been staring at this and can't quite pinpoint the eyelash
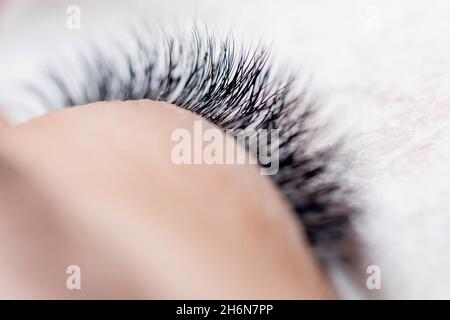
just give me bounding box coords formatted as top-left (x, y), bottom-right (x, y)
top-left (27, 25), bottom-right (357, 262)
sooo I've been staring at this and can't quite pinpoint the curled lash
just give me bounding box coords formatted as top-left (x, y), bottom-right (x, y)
top-left (32, 26), bottom-right (357, 262)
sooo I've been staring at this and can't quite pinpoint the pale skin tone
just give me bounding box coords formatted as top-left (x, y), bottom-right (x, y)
top-left (0, 100), bottom-right (334, 299)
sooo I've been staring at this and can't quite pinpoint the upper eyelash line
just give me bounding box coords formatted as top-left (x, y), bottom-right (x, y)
top-left (26, 24), bottom-right (358, 263)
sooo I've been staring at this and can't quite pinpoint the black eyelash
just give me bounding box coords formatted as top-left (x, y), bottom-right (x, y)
top-left (30, 25), bottom-right (358, 262)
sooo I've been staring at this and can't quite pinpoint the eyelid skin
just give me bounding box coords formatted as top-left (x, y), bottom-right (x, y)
top-left (0, 116), bottom-right (8, 129)
top-left (21, 26), bottom-right (358, 261)
top-left (0, 100), bottom-right (335, 299)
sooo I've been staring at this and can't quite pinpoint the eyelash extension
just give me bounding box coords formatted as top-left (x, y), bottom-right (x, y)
top-left (29, 25), bottom-right (358, 262)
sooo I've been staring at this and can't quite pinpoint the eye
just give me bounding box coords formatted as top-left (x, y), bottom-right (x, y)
top-left (20, 24), bottom-right (357, 262)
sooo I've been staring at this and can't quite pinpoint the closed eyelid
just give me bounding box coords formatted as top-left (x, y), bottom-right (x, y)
top-left (19, 24), bottom-right (358, 263)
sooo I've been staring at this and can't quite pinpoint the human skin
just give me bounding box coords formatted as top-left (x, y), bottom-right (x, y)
top-left (0, 100), bottom-right (333, 299)
top-left (0, 117), bottom-right (7, 129)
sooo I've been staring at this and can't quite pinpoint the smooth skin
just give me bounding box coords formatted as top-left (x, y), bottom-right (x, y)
top-left (0, 100), bottom-right (334, 299)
